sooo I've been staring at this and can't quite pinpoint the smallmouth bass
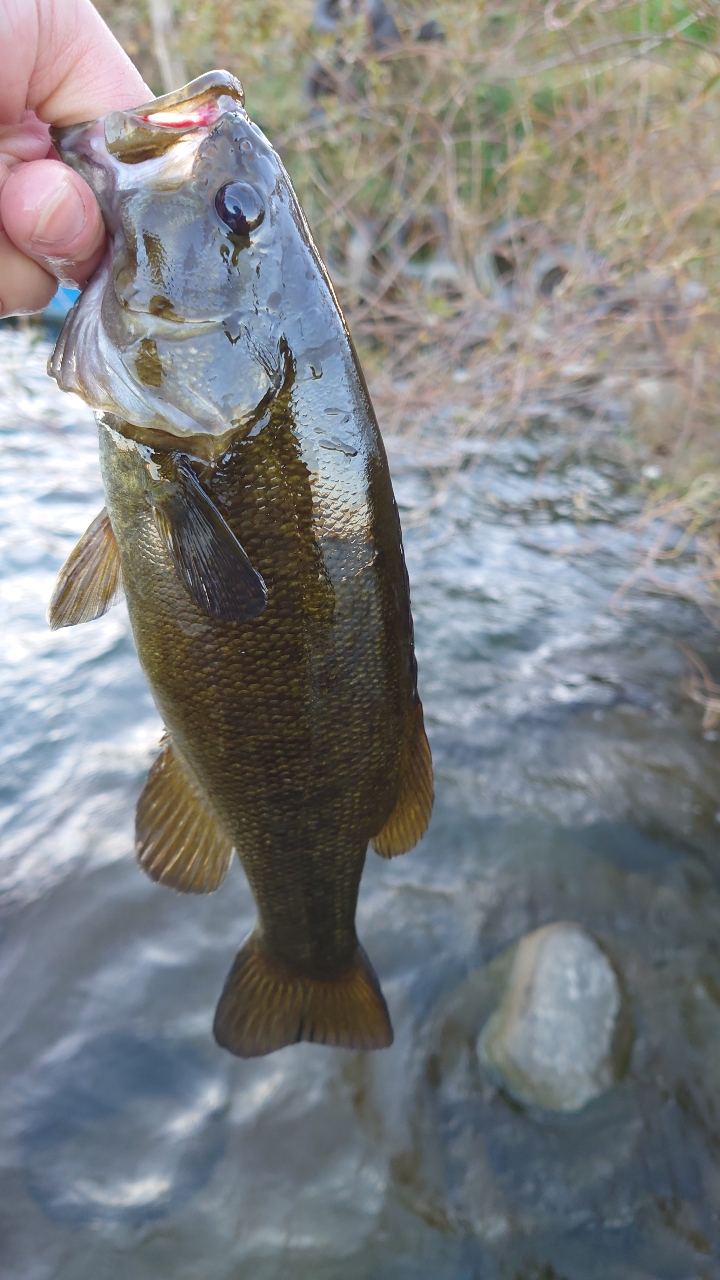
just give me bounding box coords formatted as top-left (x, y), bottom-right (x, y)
top-left (47, 71), bottom-right (433, 1057)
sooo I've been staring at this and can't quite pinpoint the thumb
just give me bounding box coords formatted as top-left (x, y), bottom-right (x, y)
top-left (1, 158), bottom-right (106, 294)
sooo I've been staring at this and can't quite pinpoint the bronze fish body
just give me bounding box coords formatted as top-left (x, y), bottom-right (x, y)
top-left (47, 72), bottom-right (433, 1057)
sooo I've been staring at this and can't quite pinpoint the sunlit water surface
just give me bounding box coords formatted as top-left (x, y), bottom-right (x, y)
top-left (3, 328), bottom-right (720, 1278)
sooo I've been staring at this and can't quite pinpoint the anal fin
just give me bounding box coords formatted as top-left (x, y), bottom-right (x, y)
top-left (48, 507), bottom-right (123, 629)
top-left (372, 701), bottom-right (433, 858)
top-left (136, 737), bottom-right (233, 893)
top-left (213, 934), bottom-right (393, 1058)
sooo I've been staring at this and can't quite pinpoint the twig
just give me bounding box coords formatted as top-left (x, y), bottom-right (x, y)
top-left (148, 0), bottom-right (185, 94)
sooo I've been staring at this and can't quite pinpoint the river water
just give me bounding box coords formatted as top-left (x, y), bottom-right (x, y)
top-left (2, 326), bottom-right (720, 1278)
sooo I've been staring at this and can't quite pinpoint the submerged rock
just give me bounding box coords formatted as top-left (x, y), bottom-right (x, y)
top-left (477, 922), bottom-right (627, 1112)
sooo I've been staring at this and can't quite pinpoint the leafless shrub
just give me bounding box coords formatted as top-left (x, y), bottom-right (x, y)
top-left (97, 0), bottom-right (720, 604)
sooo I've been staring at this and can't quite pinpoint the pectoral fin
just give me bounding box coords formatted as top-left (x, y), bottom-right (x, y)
top-left (136, 736), bottom-right (233, 893)
top-left (152, 455), bottom-right (267, 624)
top-left (371, 702), bottom-right (433, 858)
top-left (48, 507), bottom-right (123, 630)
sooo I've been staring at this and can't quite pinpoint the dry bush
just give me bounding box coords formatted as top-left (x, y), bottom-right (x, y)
top-left (98, 1), bottom-right (720, 471)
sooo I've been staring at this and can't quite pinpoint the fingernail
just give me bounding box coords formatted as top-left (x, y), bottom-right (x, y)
top-left (31, 177), bottom-right (86, 246)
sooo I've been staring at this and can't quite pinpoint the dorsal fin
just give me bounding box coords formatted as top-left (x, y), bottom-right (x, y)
top-left (136, 737), bottom-right (233, 893)
top-left (48, 507), bottom-right (123, 629)
top-left (371, 702), bottom-right (433, 858)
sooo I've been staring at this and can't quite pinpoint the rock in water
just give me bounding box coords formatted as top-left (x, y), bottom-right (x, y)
top-left (477, 922), bottom-right (626, 1112)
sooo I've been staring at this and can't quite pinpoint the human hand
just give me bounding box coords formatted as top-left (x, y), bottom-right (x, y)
top-left (0, 0), bottom-right (149, 316)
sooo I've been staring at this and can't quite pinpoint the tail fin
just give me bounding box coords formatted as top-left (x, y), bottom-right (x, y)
top-left (213, 934), bottom-right (393, 1058)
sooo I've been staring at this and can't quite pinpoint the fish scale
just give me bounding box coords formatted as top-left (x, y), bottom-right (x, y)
top-left (47, 70), bottom-right (433, 1057)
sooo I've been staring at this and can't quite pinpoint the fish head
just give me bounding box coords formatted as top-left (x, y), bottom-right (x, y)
top-left (53, 72), bottom-right (282, 324)
top-left (49, 72), bottom-right (320, 442)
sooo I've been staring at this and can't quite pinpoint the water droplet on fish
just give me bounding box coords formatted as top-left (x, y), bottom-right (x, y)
top-left (223, 317), bottom-right (244, 346)
top-left (247, 410), bottom-right (272, 439)
top-left (324, 407), bottom-right (351, 424)
top-left (318, 437), bottom-right (357, 457)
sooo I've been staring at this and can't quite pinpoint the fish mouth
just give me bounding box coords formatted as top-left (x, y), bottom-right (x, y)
top-left (51, 70), bottom-right (245, 166)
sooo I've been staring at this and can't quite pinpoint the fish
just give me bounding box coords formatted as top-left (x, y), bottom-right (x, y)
top-left (46, 71), bottom-right (433, 1057)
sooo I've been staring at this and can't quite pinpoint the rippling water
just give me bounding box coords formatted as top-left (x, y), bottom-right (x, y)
top-left (3, 328), bottom-right (720, 1277)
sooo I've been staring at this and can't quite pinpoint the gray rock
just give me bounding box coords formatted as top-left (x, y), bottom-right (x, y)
top-left (477, 922), bottom-right (626, 1112)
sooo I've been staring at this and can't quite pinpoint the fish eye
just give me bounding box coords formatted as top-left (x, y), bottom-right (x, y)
top-left (215, 182), bottom-right (264, 237)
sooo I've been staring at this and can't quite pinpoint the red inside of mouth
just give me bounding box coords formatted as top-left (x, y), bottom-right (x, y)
top-left (138, 104), bottom-right (220, 128)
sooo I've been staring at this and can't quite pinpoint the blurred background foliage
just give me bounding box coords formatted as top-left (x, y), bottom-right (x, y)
top-left (94, 0), bottom-right (720, 600)
top-left (99, 1), bottom-right (720, 291)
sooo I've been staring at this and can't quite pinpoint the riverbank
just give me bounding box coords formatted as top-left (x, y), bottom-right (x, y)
top-left (92, 0), bottom-right (720, 621)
